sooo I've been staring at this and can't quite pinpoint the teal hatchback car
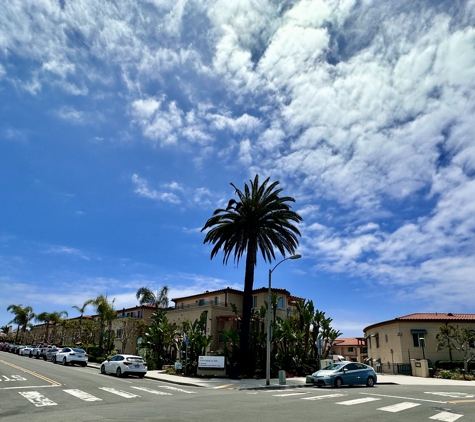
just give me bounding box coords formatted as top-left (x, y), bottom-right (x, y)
top-left (311, 362), bottom-right (377, 388)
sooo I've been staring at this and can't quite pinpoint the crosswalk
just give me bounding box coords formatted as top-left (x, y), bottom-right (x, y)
top-left (7, 384), bottom-right (197, 408)
top-left (266, 391), bottom-right (464, 421)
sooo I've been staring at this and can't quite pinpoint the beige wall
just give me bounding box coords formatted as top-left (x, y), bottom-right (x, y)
top-left (365, 320), bottom-right (472, 369)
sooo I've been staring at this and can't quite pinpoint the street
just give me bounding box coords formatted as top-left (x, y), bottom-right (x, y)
top-left (1, 352), bottom-right (475, 422)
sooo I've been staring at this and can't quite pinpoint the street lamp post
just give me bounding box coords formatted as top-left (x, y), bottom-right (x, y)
top-left (266, 254), bottom-right (302, 386)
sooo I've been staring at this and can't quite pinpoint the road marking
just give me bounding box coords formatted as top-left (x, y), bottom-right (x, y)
top-left (155, 385), bottom-right (197, 394)
top-left (19, 391), bottom-right (57, 407)
top-left (1, 375), bottom-right (27, 382)
top-left (363, 393), bottom-right (447, 404)
top-left (378, 402), bottom-right (420, 412)
top-left (273, 392), bottom-right (308, 397)
top-left (131, 386), bottom-right (173, 396)
top-left (429, 411), bottom-right (464, 421)
top-left (426, 392), bottom-right (475, 399)
top-left (64, 389), bottom-right (102, 402)
top-left (302, 393), bottom-right (346, 400)
top-left (99, 387), bottom-right (140, 398)
top-left (214, 385), bottom-right (239, 389)
top-left (337, 397), bottom-right (381, 405)
top-left (0, 359), bottom-right (61, 386)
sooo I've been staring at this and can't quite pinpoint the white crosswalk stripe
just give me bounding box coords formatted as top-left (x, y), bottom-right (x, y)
top-left (98, 387), bottom-right (140, 398)
top-left (378, 402), bottom-right (420, 412)
top-left (273, 392), bottom-right (308, 397)
top-left (302, 393), bottom-right (346, 400)
top-left (429, 412), bottom-right (464, 422)
top-left (64, 389), bottom-right (102, 402)
top-left (19, 391), bottom-right (57, 407)
top-left (131, 386), bottom-right (172, 396)
top-left (336, 397), bottom-right (381, 405)
top-left (155, 385), bottom-right (197, 394)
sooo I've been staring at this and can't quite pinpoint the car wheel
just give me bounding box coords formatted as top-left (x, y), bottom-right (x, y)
top-left (81, 363), bottom-right (87, 367)
top-left (43, 355), bottom-right (47, 361)
top-left (334, 377), bottom-right (343, 388)
top-left (366, 376), bottom-right (375, 387)
top-left (100, 365), bottom-right (106, 374)
top-left (116, 367), bottom-right (122, 378)
top-left (29, 352), bottom-right (32, 358)
top-left (62, 357), bottom-right (68, 366)
top-left (52, 357), bottom-right (56, 364)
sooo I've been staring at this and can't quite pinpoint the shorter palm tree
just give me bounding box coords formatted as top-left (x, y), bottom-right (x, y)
top-left (136, 285), bottom-right (169, 312)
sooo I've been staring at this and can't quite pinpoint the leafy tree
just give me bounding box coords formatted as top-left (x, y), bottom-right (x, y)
top-left (119, 318), bottom-right (146, 354)
top-left (182, 312), bottom-right (213, 375)
top-left (144, 309), bottom-right (177, 369)
top-left (202, 175), bottom-right (302, 371)
top-left (436, 324), bottom-right (475, 373)
top-left (48, 311), bottom-right (69, 344)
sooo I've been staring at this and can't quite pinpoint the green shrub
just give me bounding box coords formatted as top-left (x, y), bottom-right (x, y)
top-left (435, 360), bottom-right (475, 370)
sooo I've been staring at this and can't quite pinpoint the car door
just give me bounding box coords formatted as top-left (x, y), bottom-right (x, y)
top-left (341, 363), bottom-right (357, 385)
top-left (352, 363), bottom-right (368, 384)
top-left (58, 348), bottom-right (70, 363)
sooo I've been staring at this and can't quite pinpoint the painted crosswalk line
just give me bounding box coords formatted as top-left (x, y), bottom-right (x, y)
top-left (64, 389), bottom-right (102, 402)
top-left (302, 394), bottom-right (346, 400)
top-left (131, 386), bottom-right (172, 396)
top-left (337, 397), bottom-right (381, 406)
top-left (378, 402), bottom-right (420, 412)
top-left (155, 385), bottom-right (197, 394)
top-left (19, 391), bottom-right (57, 407)
top-left (429, 412), bottom-right (464, 422)
top-left (98, 387), bottom-right (140, 398)
top-left (273, 392), bottom-right (308, 397)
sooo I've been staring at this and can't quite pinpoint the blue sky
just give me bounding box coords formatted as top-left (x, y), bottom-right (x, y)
top-left (1, 0), bottom-right (475, 338)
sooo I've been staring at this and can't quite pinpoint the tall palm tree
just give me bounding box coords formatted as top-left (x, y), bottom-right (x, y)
top-left (35, 310), bottom-right (68, 343)
top-left (7, 304), bottom-right (35, 343)
top-left (89, 295), bottom-right (116, 355)
top-left (72, 299), bottom-right (94, 340)
top-left (136, 285), bottom-right (169, 312)
top-left (201, 175), bottom-right (302, 359)
top-left (48, 311), bottom-right (68, 344)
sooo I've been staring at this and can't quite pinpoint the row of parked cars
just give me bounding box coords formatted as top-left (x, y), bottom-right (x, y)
top-left (1, 342), bottom-right (88, 366)
top-left (0, 342), bottom-right (148, 378)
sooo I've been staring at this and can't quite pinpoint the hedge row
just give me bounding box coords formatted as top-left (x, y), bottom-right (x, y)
top-left (435, 360), bottom-right (475, 370)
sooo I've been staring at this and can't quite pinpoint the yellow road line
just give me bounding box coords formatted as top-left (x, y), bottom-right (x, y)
top-left (0, 359), bottom-right (61, 386)
top-left (448, 399), bottom-right (475, 404)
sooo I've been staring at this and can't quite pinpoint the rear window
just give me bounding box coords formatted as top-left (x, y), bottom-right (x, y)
top-left (71, 348), bottom-right (85, 353)
top-left (126, 357), bottom-right (144, 363)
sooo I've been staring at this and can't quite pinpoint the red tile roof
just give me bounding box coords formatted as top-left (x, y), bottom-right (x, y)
top-left (364, 313), bottom-right (475, 332)
top-left (334, 337), bottom-right (365, 346)
top-left (396, 313), bottom-right (475, 321)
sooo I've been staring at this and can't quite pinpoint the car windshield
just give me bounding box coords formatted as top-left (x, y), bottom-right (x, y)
top-left (322, 363), bottom-right (346, 371)
top-left (71, 348), bottom-right (85, 353)
top-left (126, 357), bottom-right (144, 363)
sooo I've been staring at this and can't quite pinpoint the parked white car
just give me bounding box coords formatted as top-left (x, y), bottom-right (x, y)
top-left (55, 347), bottom-right (88, 367)
top-left (100, 354), bottom-right (147, 378)
top-left (19, 345), bottom-right (34, 356)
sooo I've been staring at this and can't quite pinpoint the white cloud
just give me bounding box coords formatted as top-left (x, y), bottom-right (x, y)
top-left (131, 174), bottom-right (181, 204)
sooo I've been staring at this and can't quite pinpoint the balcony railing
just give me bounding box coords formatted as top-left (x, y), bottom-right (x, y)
top-left (173, 300), bottom-right (229, 310)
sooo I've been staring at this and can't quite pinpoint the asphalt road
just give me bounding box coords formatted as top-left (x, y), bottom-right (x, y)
top-left (1, 352), bottom-right (474, 422)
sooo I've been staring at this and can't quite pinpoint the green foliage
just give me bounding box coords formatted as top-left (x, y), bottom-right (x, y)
top-left (434, 368), bottom-right (475, 380)
top-left (181, 311), bottom-right (213, 375)
top-left (435, 360), bottom-right (475, 370)
top-left (436, 324), bottom-right (475, 373)
top-left (144, 309), bottom-right (177, 370)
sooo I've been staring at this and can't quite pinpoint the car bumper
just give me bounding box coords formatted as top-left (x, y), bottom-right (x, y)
top-left (311, 378), bottom-right (333, 386)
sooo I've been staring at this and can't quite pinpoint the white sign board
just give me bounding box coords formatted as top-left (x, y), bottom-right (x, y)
top-left (198, 356), bottom-right (225, 369)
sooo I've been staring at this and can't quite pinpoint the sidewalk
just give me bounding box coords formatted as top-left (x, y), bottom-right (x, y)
top-left (87, 362), bottom-right (474, 390)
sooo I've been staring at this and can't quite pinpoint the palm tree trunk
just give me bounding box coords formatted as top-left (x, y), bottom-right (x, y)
top-left (240, 238), bottom-right (257, 374)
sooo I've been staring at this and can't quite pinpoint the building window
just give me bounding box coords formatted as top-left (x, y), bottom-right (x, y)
top-left (198, 299), bottom-right (205, 306)
top-left (348, 347), bottom-right (354, 352)
top-left (253, 296), bottom-right (258, 308)
top-left (215, 296), bottom-right (220, 305)
top-left (411, 329), bottom-right (428, 347)
top-left (375, 335), bottom-right (379, 348)
top-left (361, 347), bottom-right (367, 353)
top-left (278, 297), bottom-right (284, 308)
top-left (385, 334), bottom-right (388, 342)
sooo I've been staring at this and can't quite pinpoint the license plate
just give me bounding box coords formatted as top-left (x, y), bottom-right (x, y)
top-left (134, 364), bottom-right (141, 368)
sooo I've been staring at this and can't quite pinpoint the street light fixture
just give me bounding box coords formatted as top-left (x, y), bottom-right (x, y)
top-left (266, 254), bottom-right (302, 386)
